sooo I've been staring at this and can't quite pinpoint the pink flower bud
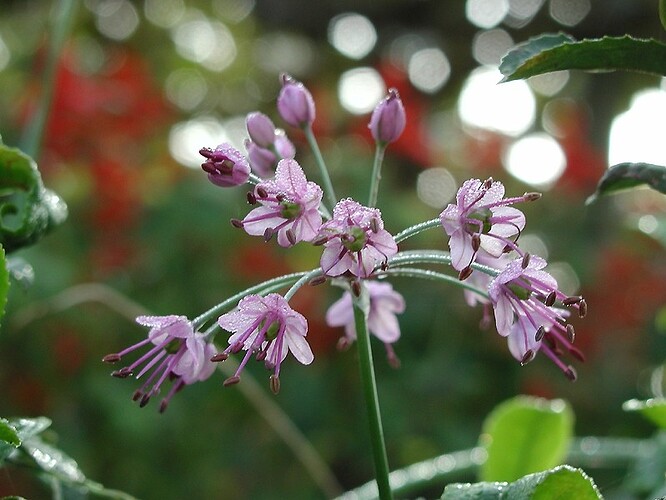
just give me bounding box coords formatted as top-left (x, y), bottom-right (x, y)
top-left (277, 74), bottom-right (315, 128)
top-left (199, 143), bottom-right (250, 187)
top-left (246, 140), bottom-right (277, 178)
top-left (246, 112), bottom-right (276, 148)
top-left (368, 88), bottom-right (406, 145)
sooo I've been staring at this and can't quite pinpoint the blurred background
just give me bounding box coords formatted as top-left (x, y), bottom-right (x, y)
top-left (1, 0), bottom-right (666, 498)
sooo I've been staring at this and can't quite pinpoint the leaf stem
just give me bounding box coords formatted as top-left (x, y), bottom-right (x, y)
top-left (368, 143), bottom-right (387, 208)
top-left (353, 286), bottom-right (393, 500)
top-left (303, 124), bottom-right (337, 211)
top-left (20, 0), bottom-right (78, 158)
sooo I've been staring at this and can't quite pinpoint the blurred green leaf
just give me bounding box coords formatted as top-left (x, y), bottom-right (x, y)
top-left (0, 417), bottom-right (50, 463)
top-left (586, 163), bottom-right (666, 205)
top-left (0, 245), bottom-right (7, 326)
top-left (480, 396), bottom-right (574, 482)
top-left (0, 418), bottom-right (21, 447)
top-left (5, 255), bottom-right (34, 289)
top-left (661, 0), bottom-right (666, 31)
top-left (0, 143), bottom-right (67, 253)
top-left (442, 465), bottom-right (600, 499)
top-left (0, 418), bottom-right (21, 462)
top-left (500, 34), bottom-right (666, 82)
top-left (623, 398), bottom-right (666, 428)
top-left (22, 436), bottom-right (87, 484)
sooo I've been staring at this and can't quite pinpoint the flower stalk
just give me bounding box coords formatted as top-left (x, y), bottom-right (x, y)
top-left (304, 124), bottom-right (337, 211)
top-left (353, 286), bottom-right (393, 500)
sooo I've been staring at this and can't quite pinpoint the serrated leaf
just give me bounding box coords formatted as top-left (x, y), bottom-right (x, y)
top-left (9, 416), bottom-right (52, 440)
top-left (0, 417), bottom-right (50, 463)
top-left (500, 34), bottom-right (666, 82)
top-left (623, 398), bottom-right (666, 428)
top-left (22, 435), bottom-right (86, 484)
top-left (480, 396), bottom-right (573, 482)
top-left (586, 163), bottom-right (666, 205)
top-left (0, 418), bottom-right (21, 462)
top-left (0, 144), bottom-right (67, 253)
top-left (0, 418), bottom-right (21, 447)
top-left (442, 465), bottom-right (600, 499)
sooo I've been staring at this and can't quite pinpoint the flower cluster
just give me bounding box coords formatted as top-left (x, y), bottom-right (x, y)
top-left (105, 72), bottom-right (585, 411)
top-left (439, 180), bottom-right (586, 378)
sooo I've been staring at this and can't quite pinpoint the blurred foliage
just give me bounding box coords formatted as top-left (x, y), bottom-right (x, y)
top-left (0, 0), bottom-right (665, 499)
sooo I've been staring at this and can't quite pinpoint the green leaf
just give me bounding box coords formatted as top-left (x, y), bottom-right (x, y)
top-left (442, 465), bottom-right (601, 499)
top-left (661, 0), bottom-right (666, 31)
top-left (0, 418), bottom-right (21, 447)
top-left (500, 34), bottom-right (666, 82)
top-left (623, 398), bottom-right (666, 428)
top-left (479, 396), bottom-right (574, 482)
top-left (586, 163), bottom-right (666, 205)
top-left (22, 436), bottom-right (86, 484)
top-left (0, 143), bottom-right (67, 253)
top-left (6, 256), bottom-right (34, 289)
top-left (0, 417), bottom-right (50, 462)
top-left (0, 245), bottom-right (8, 326)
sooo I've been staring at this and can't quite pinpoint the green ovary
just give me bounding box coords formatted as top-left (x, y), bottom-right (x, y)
top-left (343, 226), bottom-right (368, 252)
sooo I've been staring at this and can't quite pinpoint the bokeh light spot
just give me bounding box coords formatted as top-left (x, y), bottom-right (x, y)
top-left (549, 0), bottom-right (590, 26)
top-left (0, 34), bottom-right (10, 71)
top-left (458, 66), bottom-right (535, 136)
top-left (144, 0), bottom-right (185, 28)
top-left (338, 67), bottom-right (385, 115)
top-left (608, 88), bottom-right (666, 166)
top-left (253, 32), bottom-right (315, 76)
top-left (466, 0), bottom-right (510, 28)
top-left (328, 13), bottom-right (377, 60)
top-left (92, 0), bottom-right (139, 41)
top-left (638, 214), bottom-right (658, 235)
top-left (408, 47), bottom-right (451, 93)
top-left (165, 68), bottom-right (208, 111)
top-left (416, 168), bottom-right (457, 209)
top-left (527, 70), bottom-right (569, 96)
top-left (503, 132), bottom-right (566, 188)
top-left (169, 117), bottom-right (228, 168)
top-left (212, 0), bottom-right (256, 24)
top-left (472, 29), bottom-right (514, 66)
top-left (173, 17), bottom-right (236, 72)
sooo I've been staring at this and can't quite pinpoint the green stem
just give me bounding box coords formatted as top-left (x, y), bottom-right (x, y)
top-left (192, 271), bottom-right (310, 329)
top-left (368, 143), bottom-right (387, 208)
top-left (353, 287), bottom-right (393, 500)
top-left (304, 125), bottom-right (337, 210)
top-left (388, 249), bottom-right (502, 278)
top-left (20, 0), bottom-right (78, 158)
top-left (394, 218), bottom-right (441, 243)
top-left (376, 266), bottom-right (488, 300)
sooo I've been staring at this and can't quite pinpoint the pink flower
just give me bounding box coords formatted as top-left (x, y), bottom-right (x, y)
top-left (199, 143), bottom-right (250, 187)
top-left (440, 178), bottom-right (531, 275)
top-left (277, 74), bottom-right (315, 128)
top-left (317, 198), bottom-right (398, 278)
top-left (239, 159), bottom-right (323, 247)
top-left (488, 254), bottom-right (586, 379)
top-left (326, 280), bottom-right (405, 366)
top-left (216, 293), bottom-right (313, 393)
top-left (368, 88), bottom-right (406, 145)
top-left (246, 111), bottom-right (276, 148)
top-left (102, 315), bottom-right (217, 412)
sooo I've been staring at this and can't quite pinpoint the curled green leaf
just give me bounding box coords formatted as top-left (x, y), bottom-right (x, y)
top-left (0, 143), bottom-right (67, 253)
top-left (623, 398), bottom-right (666, 429)
top-left (586, 162), bottom-right (666, 205)
top-left (480, 396), bottom-right (573, 482)
top-left (500, 34), bottom-right (666, 82)
top-left (441, 465), bottom-right (601, 499)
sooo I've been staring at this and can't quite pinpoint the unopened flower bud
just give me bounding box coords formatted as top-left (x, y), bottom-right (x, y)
top-left (200, 143), bottom-right (250, 187)
top-left (277, 74), bottom-right (315, 128)
top-left (246, 112), bottom-right (276, 148)
top-left (368, 88), bottom-right (406, 145)
top-left (246, 140), bottom-right (277, 178)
